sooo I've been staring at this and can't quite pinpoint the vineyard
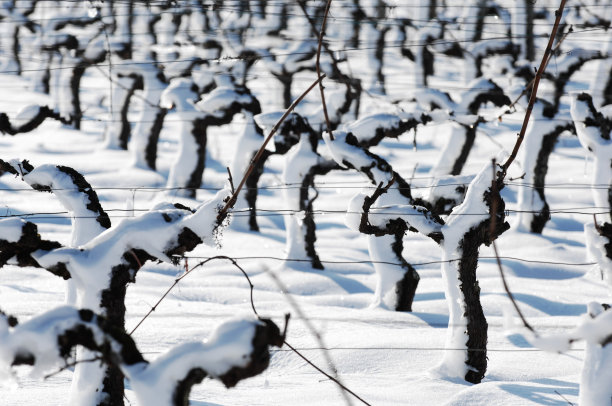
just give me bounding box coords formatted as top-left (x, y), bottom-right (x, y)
top-left (0, 0), bottom-right (611, 405)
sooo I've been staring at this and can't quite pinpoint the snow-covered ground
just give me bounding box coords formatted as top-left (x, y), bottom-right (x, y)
top-left (0, 2), bottom-right (611, 405)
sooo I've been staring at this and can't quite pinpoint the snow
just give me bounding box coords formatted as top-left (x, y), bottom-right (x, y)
top-left (427, 175), bottom-right (474, 207)
top-left (14, 104), bottom-right (42, 126)
top-left (126, 62), bottom-right (167, 169)
top-left (571, 93), bottom-right (612, 223)
top-left (127, 317), bottom-right (258, 406)
top-left (343, 113), bottom-right (403, 143)
top-left (0, 218), bottom-right (26, 243)
top-left (22, 164), bottom-right (106, 246)
top-left (433, 162), bottom-right (497, 379)
top-left (515, 101), bottom-right (564, 231)
top-left (430, 123), bottom-right (468, 176)
top-left (584, 222), bottom-right (612, 289)
top-left (0, 307), bottom-right (100, 381)
top-left (160, 77), bottom-right (207, 196)
top-left (195, 87), bottom-right (254, 117)
top-left (282, 136), bottom-right (320, 260)
top-left (367, 234), bottom-right (406, 309)
top-left (0, 305), bottom-right (263, 406)
top-left (0, 2), bottom-right (611, 405)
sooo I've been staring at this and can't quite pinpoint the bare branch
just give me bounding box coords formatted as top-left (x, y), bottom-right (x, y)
top-left (315, 0), bottom-right (334, 140)
top-left (217, 74), bottom-right (326, 223)
top-left (498, 25), bottom-right (574, 120)
top-left (266, 269), bottom-right (365, 406)
top-left (129, 256), bottom-right (259, 336)
top-left (489, 159), bottom-right (535, 333)
top-left (501, 0), bottom-right (569, 175)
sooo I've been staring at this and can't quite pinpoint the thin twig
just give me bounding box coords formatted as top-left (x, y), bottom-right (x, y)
top-left (284, 341), bottom-right (372, 406)
top-left (593, 214), bottom-right (602, 234)
top-left (554, 390), bottom-right (575, 406)
top-left (489, 159), bottom-right (535, 333)
top-left (266, 270), bottom-right (359, 406)
top-left (509, 173), bottom-right (526, 181)
top-left (44, 356), bottom-right (103, 380)
top-left (315, 0), bottom-right (335, 140)
top-left (129, 256), bottom-right (258, 335)
top-left (128, 249), bottom-right (143, 269)
top-left (499, 25), bottom-right (573, 120)
top-left (91, 61), bottom-right (160, 109)
top-left (226, 167), bottom-right (235, 194)
top-left (216, 74), bottom-right (326, 222)
top-left (296, 0), bottom-right (356, 89)
top-left (297, 0), bottom-right (362, 118)
top-left (409, 163), bottom-right (419, 184)
top-left (501, 0), bottom-right (568, 175)
top-left (101, 22), bottom-right (113, 125)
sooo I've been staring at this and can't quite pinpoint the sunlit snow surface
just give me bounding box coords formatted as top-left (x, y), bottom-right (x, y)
top-left (0, 2), bottom-right (611, 405)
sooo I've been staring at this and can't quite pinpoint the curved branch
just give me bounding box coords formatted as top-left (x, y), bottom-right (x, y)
top-left (0, 159), bottom-right (111, 245)
top-left (1, 306), bottom-right (283, 406)
top-left (0, 105), bottom-right (70, 135)
top-left (0, 219), bottom-right (63, 273)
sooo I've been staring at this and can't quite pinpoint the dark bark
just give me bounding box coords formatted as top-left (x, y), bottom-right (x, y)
top-left (40, 33), bottom-right (107, 130)
top-left (180, 88), bottom-right (261, 197)
top-left (172, 319), bottom-right (283, 406)
top-left (53, 15), bottom-right (101, 31)
top-left (474, 42), bottom-right (519, 78)
top-left (472, 0), bottom-right (488, 42)
top-left (598, 222), bottom-right (612, 264)
top-left (144, 108), bottom-right (168, 170)
top-left (95, 220), bottom-right (205, 404)
top-left (450, 123), bottom-right (478, 176)
top-left (457, 225), bottom-right (488, 384)
top-left (40, 165), bottom-right (111, 229)
top-left (272, 71), bottom-right (293, 109)
top-left (358, 116), bottom-right (422, 148)
top-left (70, 64), bottom-right (86, 130)
top-left (465, 81), bottom-right (511, 115)
top-left (546, 51), bottom-right (605, 114)
top-left (11, 25), bottom-right (21, 75)
top-left (357, 181), bottom-right (443, 311)
top-left (0, 308), bottom-right (18, 327)
top-left (271, 44), bottom-right (315, 109)
top-left (529, 122), bottom-right (575, 233)
top-left (374, 25), bottom-right (390, 94)
top-left (375, 217), bottom-right (420, 312)
top-left (343, 133), bottom-right (413, 201)
top-left (0, 161), bottom-right (95, 248)
top-left (99, 249), bottom-right (152, 405)
top-left (525, 0), bottom-right (535, 61)
top-left (244, 112), bottom-right (315, 231)
top-left (350, 1), bottom-right (364, 48)
top-left (0, 199), bottom-right (228, 404)
top-left (117, 74), bottom-right (144, 150)
top-left (115, 1), bottom-right (134, 60)
top-left (245, 149), bottom-right (271, 231)
top-left (0, 221), bottom-right (62, 270)
top-left (428, 0), bottom-right (437, 20)
top-left (0, 106), bottom-right (71, 135)
top-left (447, 82), bottom-right (510, 175)
top-left (604, 74), bottom-right (612, 107)
top-left (183, 118), bottom-right (208, 198)
top-left (8, 307), bottom-right (282, 406)
top-left (11, 309), bottom-right (146, 371)
top-left (457, 176), bottom-right (509, 383)
top-left (576, 93), bottom-right (612, 141)
top-left (300, 160), bottom-right (342, 269)
top-left (422, 45), bottom-right (434, 87)
top-left (265, 2), bottom-right (289, 36)
top-left (429, 184), bottom-right (467, 216)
